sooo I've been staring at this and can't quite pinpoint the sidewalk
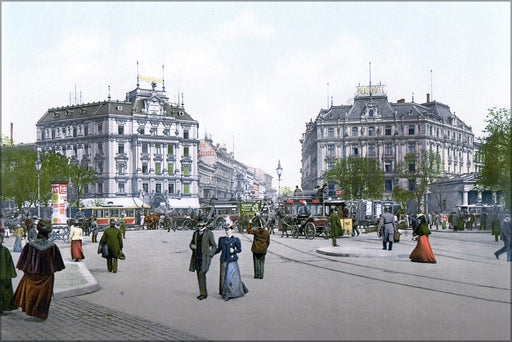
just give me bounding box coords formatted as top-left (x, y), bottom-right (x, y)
top-left (53, 260), bottom-right (99, 299)
top-left (6, 237), bottom-right (100, 299)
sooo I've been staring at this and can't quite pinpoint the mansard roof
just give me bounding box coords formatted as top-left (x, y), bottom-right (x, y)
top-left (314, 93), bottom-right (471, 132)
top-left (38, 86), bottom-right (196, 124)
top-left (37, 100), bottom-right (132, 123)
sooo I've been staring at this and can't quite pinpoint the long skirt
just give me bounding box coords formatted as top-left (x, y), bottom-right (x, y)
top-left (13, 237), bottom-right (22, 253)
top-left (11, 273), bottom-right (55, 319)
top-left (0, 279), bottom-right (17, 312)
top-left (70, 240), bottom-right (84, 260)
top-left (219, 261), bottom-right (248, 300)
top-left (409, 235), bottom-right (437, 263)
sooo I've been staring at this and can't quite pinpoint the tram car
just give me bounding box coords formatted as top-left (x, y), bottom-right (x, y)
top-left (79, 204), bottom-right (151, 228)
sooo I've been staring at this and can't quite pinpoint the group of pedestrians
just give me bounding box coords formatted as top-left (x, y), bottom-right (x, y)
top-left (189, 211), bottom-right (270, 301)
top-left (385, 209), bottom-right (510, 263)
top-left (0, 215), bottom-right (128, 320)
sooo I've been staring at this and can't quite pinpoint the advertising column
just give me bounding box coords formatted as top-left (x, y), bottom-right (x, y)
top-left (51, 183), bottom-right (68, 225)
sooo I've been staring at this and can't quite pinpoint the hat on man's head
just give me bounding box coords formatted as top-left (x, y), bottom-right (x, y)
top-left (36, 220), bottom-right (52, 233)
top-left (109, 218), bottom-right (116, 226)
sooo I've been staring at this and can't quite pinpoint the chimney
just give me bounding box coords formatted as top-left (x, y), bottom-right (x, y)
top-left (397, 99), bottom-right (405, 104)
top-left (426, 93), bottom-right (430, 102)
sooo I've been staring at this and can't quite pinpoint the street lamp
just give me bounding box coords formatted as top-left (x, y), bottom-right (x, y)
top-left (276, 160), bottom-right (283, 202)
top-left (35, 150), bottom-right (42, 219)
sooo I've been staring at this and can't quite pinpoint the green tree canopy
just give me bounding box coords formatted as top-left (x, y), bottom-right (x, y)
top-left (1, 134), bottom-right (12, 146)
top-left (322, 156), bottom-right (384, 200)
top-left (395, 150), bottom-right (443, 213)
top-left (0, 145), bottom-right (38, 210)
top-left (68, 160), bottom-right (97, 208)
top-left (280, 185), bottom-right (292, 197)
top-left (1, 147), bottom-right (97, 212)
top-left (475, 107), bottom-right (511, 209)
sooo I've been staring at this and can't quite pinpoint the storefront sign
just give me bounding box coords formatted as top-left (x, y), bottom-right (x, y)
top-left (139, 75), bottom-right (162, 83)
top-left (356, 85), bottom-right (385, 95)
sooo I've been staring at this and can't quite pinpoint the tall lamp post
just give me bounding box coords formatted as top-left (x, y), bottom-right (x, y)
top-left (35, 151), bottom-right (42, 219)
top-left (276, 160), bottom-right (283, 203)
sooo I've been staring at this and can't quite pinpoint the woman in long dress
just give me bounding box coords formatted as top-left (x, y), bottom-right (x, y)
top-left (11, 220), bottom-right (65, 319)
top-left (0, 233), bottom-right (18, 314)
top-left (68, 220), bottom-right (85, 262)
top-left (409, 214), bottom-right (437, 263)
top-left (12, 225), bottom-right (25, 253)
top-left (214, 221), bottom-right (248, 301)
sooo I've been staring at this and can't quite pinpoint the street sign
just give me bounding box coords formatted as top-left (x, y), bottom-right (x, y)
top-left (335, 190), bottom-right (343, 196)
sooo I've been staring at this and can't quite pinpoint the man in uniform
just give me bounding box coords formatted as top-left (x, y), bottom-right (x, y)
top-left (378, 206), bottom-right (396, 250)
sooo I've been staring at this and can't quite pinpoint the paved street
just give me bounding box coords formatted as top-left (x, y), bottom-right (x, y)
top-left (1, 228), bottom-right (510, 340)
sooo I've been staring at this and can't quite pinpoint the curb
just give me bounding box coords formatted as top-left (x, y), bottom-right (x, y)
top-left (54, 261), bottom-right (100, 299)
top-left (316, 246), bottom-right (410, 258)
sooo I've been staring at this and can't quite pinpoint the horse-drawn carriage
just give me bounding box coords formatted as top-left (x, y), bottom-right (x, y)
top-left (280, 198), bottom-right (330, 239)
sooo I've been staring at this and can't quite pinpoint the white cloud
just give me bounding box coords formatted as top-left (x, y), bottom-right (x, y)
top-left (215, 11), bottom-right (275, 40)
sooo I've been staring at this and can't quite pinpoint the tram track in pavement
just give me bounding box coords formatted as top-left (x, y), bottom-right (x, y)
top-left (353, 234), bottom-right (503, 265)
top-left (239, 233), bottom-right (511, 305)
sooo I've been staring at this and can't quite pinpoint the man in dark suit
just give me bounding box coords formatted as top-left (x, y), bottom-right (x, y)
top-left (189, 224), bottom-right (217, 300)
top-left (99, 219), bottom-right (123, 273)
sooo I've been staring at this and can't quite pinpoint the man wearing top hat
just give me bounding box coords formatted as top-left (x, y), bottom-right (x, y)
top-left (189, 222), bottom-right (217, 300)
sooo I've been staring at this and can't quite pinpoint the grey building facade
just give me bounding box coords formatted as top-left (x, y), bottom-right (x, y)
top-left (197, 136), bottom-right (273, 203)
top-left (300, 84), bottom-right (476, 197)
top-left (36, 81), bottom-right (200, 208)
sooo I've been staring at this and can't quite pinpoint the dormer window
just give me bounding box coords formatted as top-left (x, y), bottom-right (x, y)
top-left (351, 127), bottom-right (358, 137)
top-left (369, 109), bottom-right (374, 117)
top-left (146, 97), bottom-right (162, 115)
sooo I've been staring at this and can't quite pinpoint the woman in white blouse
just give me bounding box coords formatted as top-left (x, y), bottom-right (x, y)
top-left (68, 219), bottom-right (85, 262)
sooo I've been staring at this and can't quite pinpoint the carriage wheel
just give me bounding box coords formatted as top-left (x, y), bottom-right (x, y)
top-left (175, 220), bottom-right (183, 230)
top-left (305, 222), bottom-right (316, 240)
top-left (183, 220), bottom-right (193, 230)
top-left (291, 225), bottom-right (299, 238)
top-left (323, 223), bottom-right (331, 239)
top-left (215, 217), bottom-right (225, 230)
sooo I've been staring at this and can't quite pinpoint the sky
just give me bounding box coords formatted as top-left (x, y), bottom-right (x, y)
top-left (2, 1), bottom-right (510, 190)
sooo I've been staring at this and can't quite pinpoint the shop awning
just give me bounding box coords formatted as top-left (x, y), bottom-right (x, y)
top-left (166, 197), bottom-right (200, 209)
top-left (81, 197), bottom-right (148, 208)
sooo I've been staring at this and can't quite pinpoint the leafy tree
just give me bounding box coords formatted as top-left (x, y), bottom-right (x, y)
top-left (1, 134), bottom-right (12, 146)
top-left (280, 185), bottom-right (292, 197)
top-left (0, 145), bottom-right (38, 210)
top-left (39, 150), bottom-right (70, 205)
top-left (322, 156), bottom-right (384, 200)
top-left (1, 147), bottom-right (97, 213)
top-left (392, 184), bottom-right (414, 214)
top-left (475, 107), bottom-right (511, 209)
top-left (395, 150), bottom-right (443, 213)
top-left (68, 160), bottom-right (97, 208)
